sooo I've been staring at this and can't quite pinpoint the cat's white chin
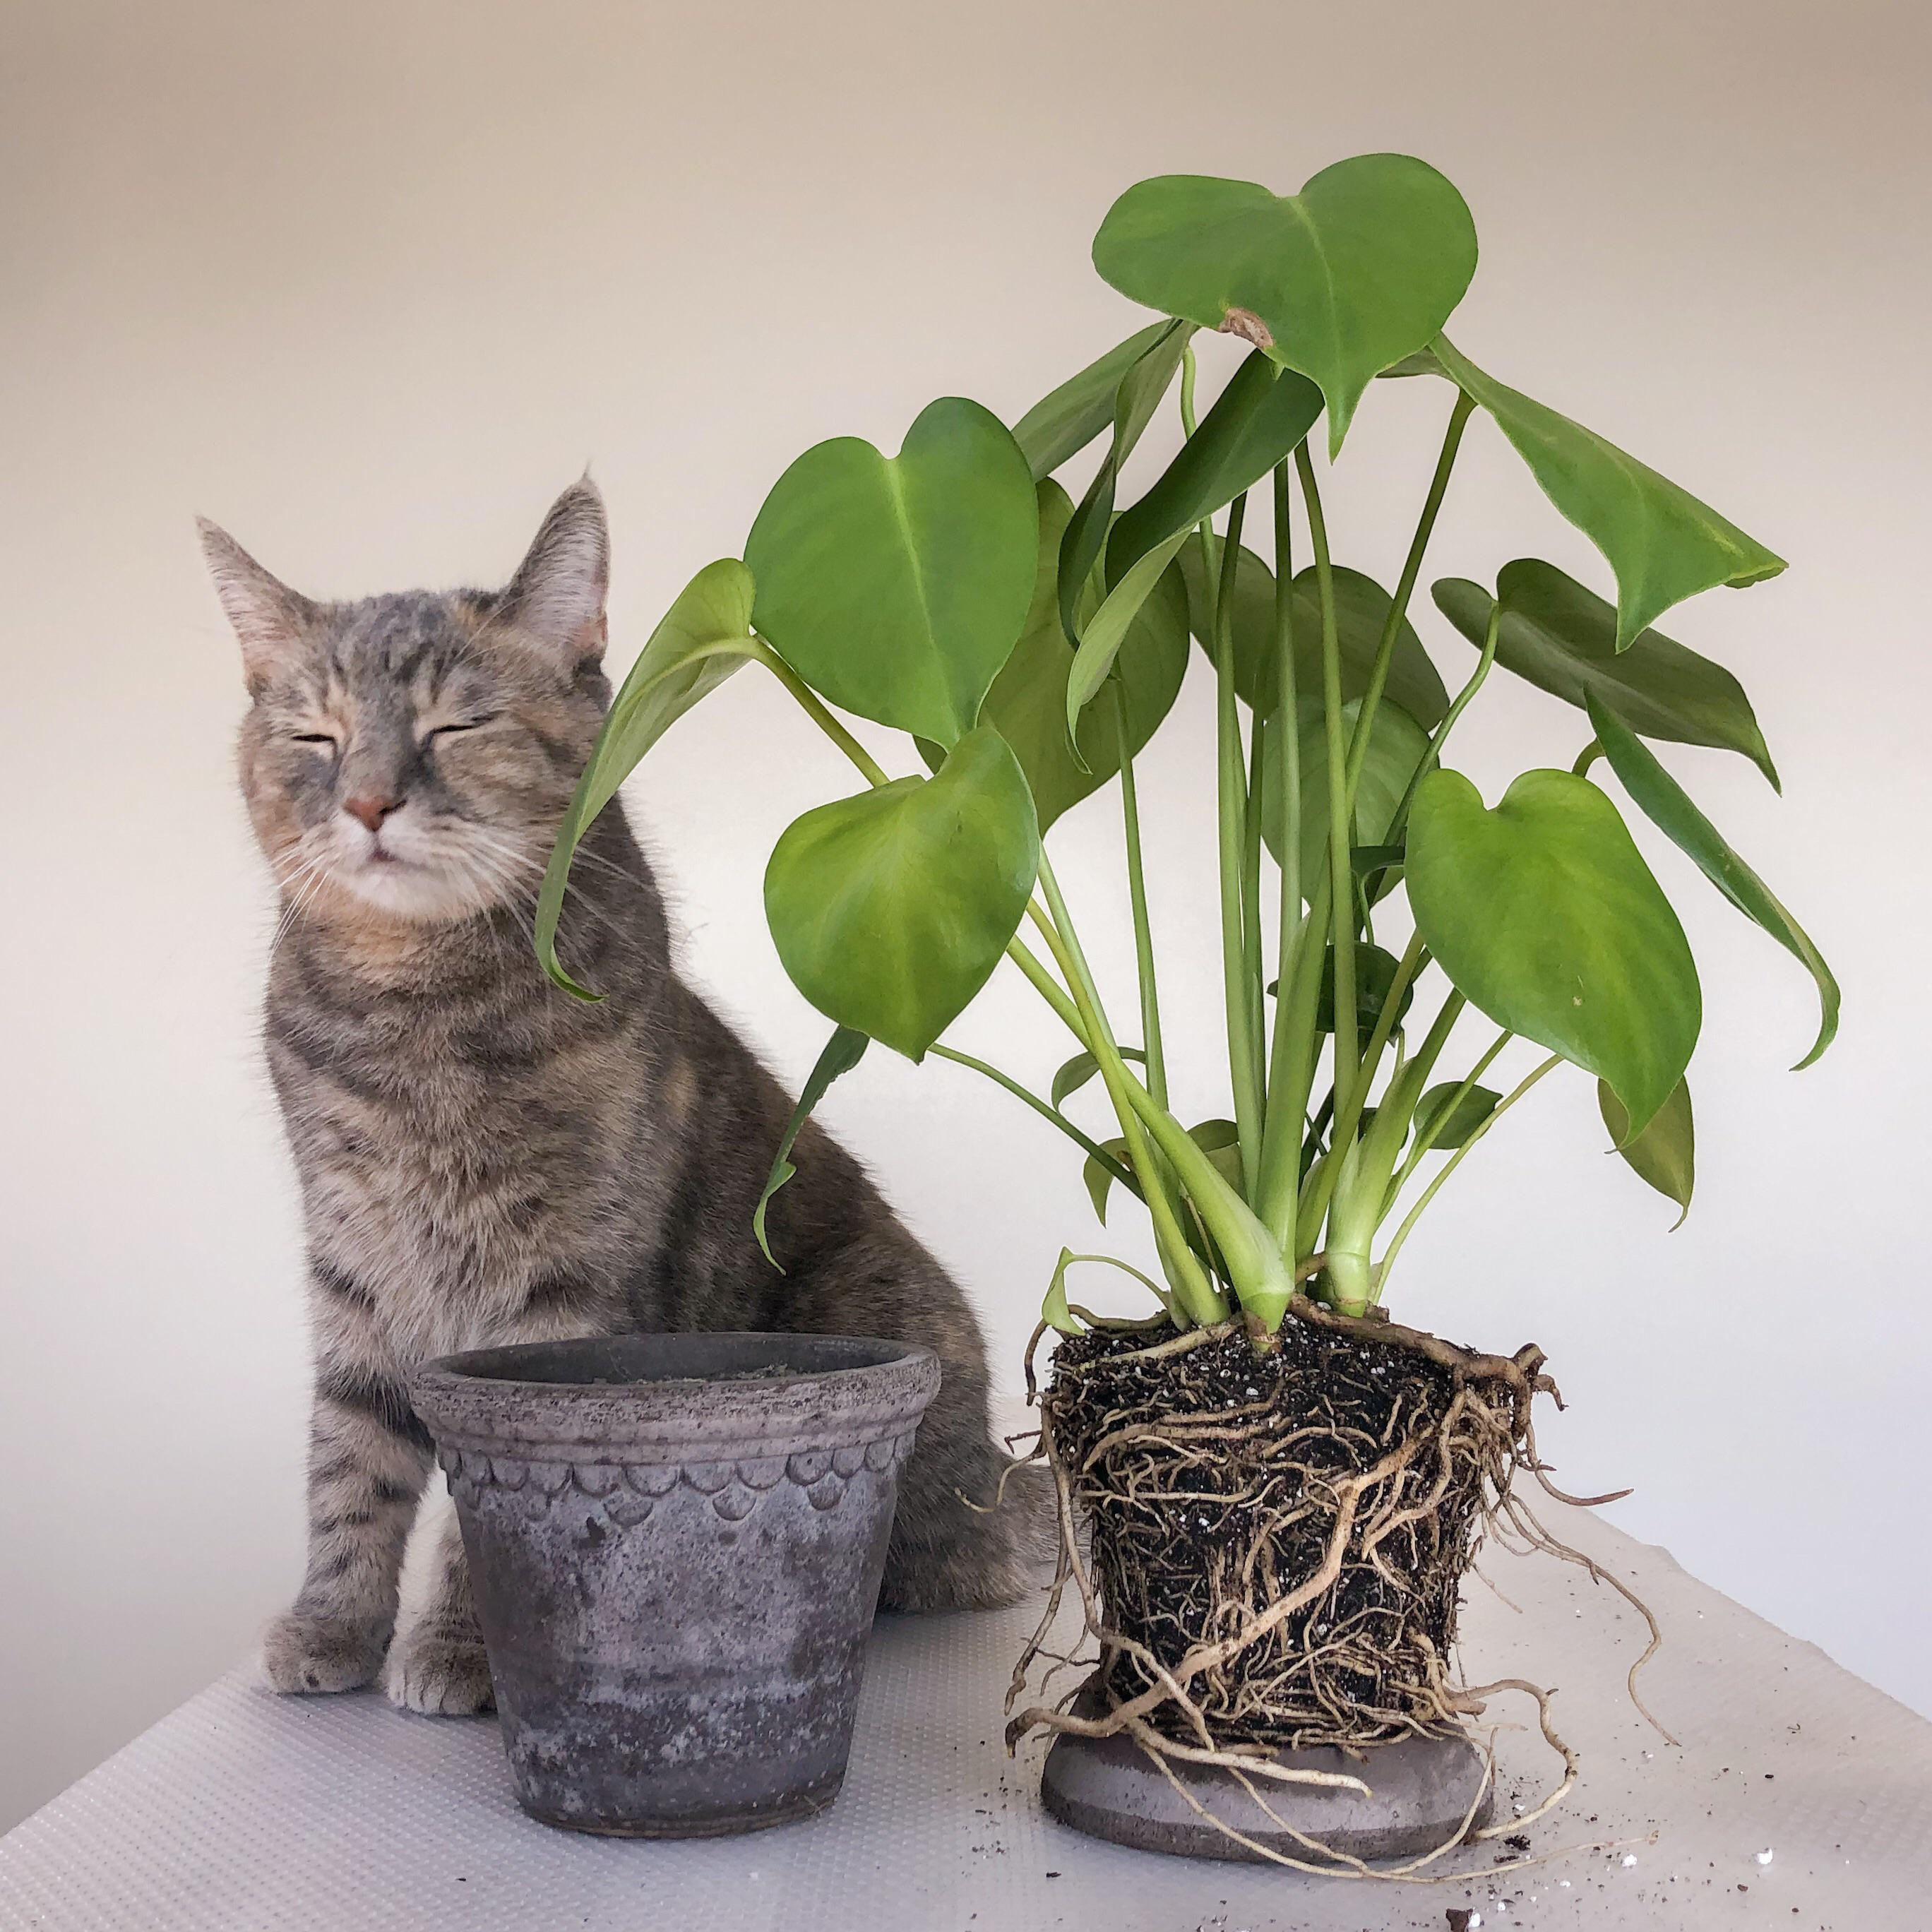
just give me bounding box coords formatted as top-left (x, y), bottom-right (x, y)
top-left (335, 853), bottom-right (503, 924)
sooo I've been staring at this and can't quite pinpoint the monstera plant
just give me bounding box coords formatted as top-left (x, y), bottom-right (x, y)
top-left (539, 155), bottom-right (1833, 1865)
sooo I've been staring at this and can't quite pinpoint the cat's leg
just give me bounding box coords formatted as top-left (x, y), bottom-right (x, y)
top-left (877, 1343), bottom-right (1051, 1613)
top-left (261, 1345), bottom-right (434, 1695)
top-left (386, 1509), bottom-right (494, 1716)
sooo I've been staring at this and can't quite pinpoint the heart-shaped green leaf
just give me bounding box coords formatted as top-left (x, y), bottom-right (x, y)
top-left (1599, 1077), bottom-right (1695, 1227)
top-left (537, 558), bottom-right (759, 997)
top-left (745, 398), bottom-right (1038, 745)
top-left (1181, 543), bottom-right (1449, 728)
top-left (1430, 338), bottom-right (1784, 648)
top-left (1061, 357), bottom-right (1320, 737)
top-left (1083, 1135), bottom-right (1134, 1223)
top-left (1012, 321), bottom-right (1185, 481)
top-left (1106, 351), bottom-right (1323, 583)
top-left (1585, 694), bottom-right (1837, 1068)
top-left (1092, 155), bottom-right (1478, 455)
top-left (1064, 529), bottom-right (1197, 738)
top-left (983, 483), bottom-right (1188, 830)
top-left (1414, 1081), bottom-right (1501, 1150)
top-left (763, 727), bottom-right (1039, 1060)
top-left (1433, 561), bottom-right (1779, 787)
top-left (753, 1026), bottom-right (869, 1268)
top-left (1260, 693), bottom-right (1431, 899)
top-left (1407, 768), bottom-right (1701, 1137)
top-left (1051, 1044), bottom-right (1147, 1112)
top-left (1313, 942), bottom-right (1415, 1034)
top-left (1188, 1118), bottom-right (1245, 1191)
top-left (1057, 322), bottom-right (1192, 646)
top-left (1042, 1248), bottom-right (1085, 1335)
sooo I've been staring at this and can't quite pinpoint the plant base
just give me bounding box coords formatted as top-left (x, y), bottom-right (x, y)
top-left (1039, 1683), bottom-right (1493, 1863)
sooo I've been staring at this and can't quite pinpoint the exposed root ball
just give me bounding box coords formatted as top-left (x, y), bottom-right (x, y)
top-left (1028, 1306), bottom-right (1537, 1754)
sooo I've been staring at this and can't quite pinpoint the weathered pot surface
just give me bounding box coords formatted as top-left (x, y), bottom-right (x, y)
top-left (410, 1331), bottom-right (939, 1837)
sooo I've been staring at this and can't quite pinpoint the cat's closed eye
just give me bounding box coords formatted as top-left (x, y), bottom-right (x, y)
top-left (422, 715), bottom-right (498, 744)
top-left (290, 732), bottom-right (339, 749)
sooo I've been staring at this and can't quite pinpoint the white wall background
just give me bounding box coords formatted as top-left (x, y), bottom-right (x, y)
top-left (2, 0), bottom-right (1926, 1835)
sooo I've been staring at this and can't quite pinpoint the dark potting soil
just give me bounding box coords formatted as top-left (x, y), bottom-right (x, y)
top-left (1044, 1316), bottom-right (1519, 1750)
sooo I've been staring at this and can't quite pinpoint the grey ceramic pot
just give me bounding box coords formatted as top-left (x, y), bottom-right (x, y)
top-left (410, 1332), bottom-right (939, 1838)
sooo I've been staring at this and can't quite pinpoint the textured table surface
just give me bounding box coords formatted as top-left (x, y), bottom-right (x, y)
top-left (2, 1501), bottom-right (1924, 1931)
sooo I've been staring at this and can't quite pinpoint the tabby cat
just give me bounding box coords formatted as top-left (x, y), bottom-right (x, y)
top-left (203, 479), bottom-right (1038, 1715)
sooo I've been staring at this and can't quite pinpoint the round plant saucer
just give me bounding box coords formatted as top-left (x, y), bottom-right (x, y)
top-left (1038, 1688), bottom-right (1493, 1864)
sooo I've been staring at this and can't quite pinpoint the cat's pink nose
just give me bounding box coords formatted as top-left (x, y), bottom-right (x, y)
top-left (343, 794), bottom-right (402, 833)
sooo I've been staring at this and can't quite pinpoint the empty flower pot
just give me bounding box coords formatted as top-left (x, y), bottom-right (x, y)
top-left (410, 1332), bottom-right (939, 1837)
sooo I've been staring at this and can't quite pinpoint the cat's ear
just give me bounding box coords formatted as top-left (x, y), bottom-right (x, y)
top-left (497, 477), bottom-right (609, 666)
top-left (197, 518), bottom-right (318, 695)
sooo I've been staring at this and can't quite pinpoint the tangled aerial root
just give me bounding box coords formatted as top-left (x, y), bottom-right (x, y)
top-left (1005, 1296), bottom-right (1668, 1880)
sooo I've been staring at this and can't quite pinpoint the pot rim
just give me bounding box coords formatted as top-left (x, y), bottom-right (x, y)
top-left (408, 1330), bottom-right (943, 1460)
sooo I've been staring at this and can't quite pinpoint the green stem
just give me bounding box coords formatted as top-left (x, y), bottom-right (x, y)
top-left (1314, 931), bottom-right (1429, 1198)
top-left (1374, 1052), bottom-right (1562, 1299)
top-left (1037, 864), bottom-right (1296, 1330)
top-left (1242, 703), bottom-right (1267, 1097)
top-left (1294, 445), bottom-right (1359, 1156)
top-left (1255, 458), bottom-right (1313, 1250)
top-left (1385, 1026), bottom-right (1513, 1203)
top-left (1214, 491), bottom-right (1264, 1195)
top-left (1003, 931), bottom-right (1087, 1042)
top-left (1056, 1252), bottom-right (1177, 1326)
top-left (753, 641), bottom-right (891, 788)
top-left (1360, 597), bottom-right (1503, 908)
top-left (1388, 601), bottom-right (1500, 837)
top-left (1111, 685), bottom-right (1167, 1108)
top-left (1031, 861), bottom-right (1226, 1327)
top-left (1303, 983), bottom-right (1464, 1254)
top-left (926, 1044), bottom-right (1135, 1191)
top-left (1339, 393), bottom-right (1475, 816)
top-left (1573, 738), bottom-right (1604, 777)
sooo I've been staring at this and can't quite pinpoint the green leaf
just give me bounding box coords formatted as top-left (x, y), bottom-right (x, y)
top-left (763, 727), bottom-right (1040, 1060)
top-left (1187, 1117), bottom-right (1245, 1191)
top-left (1083, 1135), bottom-right (1133, 1222)
top-left (1433, 561), bottom-right (1779, 787)
top-left (1429, 338), bottom-right (1785, 648)
top-left (979, 482), bottom-right (1188, 831)
top-left (1061, 360), bottom-right (1322, 738)
top-left (1106, 350), bottom-right (1323, 582)
top-left (744, 397), bottom-right (1038, 746)
top-left (1585, 694), bottom-right (1837, 1068)
top-left (1314, 942), bottom-right (1415, 1036)
top-left (1407, 768), bottom-right (1701, 1138)
top-left (1092, 155), bottom-right (1478, 455)
top-left (1012, 321), bottom-right (1184, 480)
top-left (1065, 528), bottom-right (1197, 737)
top-left (1042, 1248), bottom-right (1084, 1335)
top-left (1260, 694), bottom-right (1431, 898)
top-left (537, 558), bottom-right (759, 997)
top-left (1058, 321), bottom-right (1192, 646)
top-left (1179, 542), bottom-right (1449, 728)
top-left (1051, 1044), bottom-right (1147, 1112)
top-left (1414, 1080), bottom-right (1501, 1150)
top-left (753, 1026), bottom-right (869, 1268)
top-left (1599, 1077), bottom-right (1695, 1228)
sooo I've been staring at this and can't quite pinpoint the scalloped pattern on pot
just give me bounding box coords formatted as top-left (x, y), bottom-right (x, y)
top-left (437, 1432), bottom-right (920, 1525)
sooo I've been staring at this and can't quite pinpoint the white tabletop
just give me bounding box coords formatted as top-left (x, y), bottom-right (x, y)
top-left (1, 1501), bottom-right (1923, 1931)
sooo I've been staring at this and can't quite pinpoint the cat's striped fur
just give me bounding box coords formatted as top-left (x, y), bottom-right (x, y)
top-left (205, 481), bottom-right (1040, 1716)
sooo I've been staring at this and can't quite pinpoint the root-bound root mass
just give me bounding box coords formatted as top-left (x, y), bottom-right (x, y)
top-left (1008, 1299), bottom-right (1661, 1876)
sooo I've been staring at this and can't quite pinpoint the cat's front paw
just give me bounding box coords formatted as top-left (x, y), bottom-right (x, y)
top-left (261, 1611), bottom-right (389, 1695)
top-left (386, 1626), bottom-right (495, 1716)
